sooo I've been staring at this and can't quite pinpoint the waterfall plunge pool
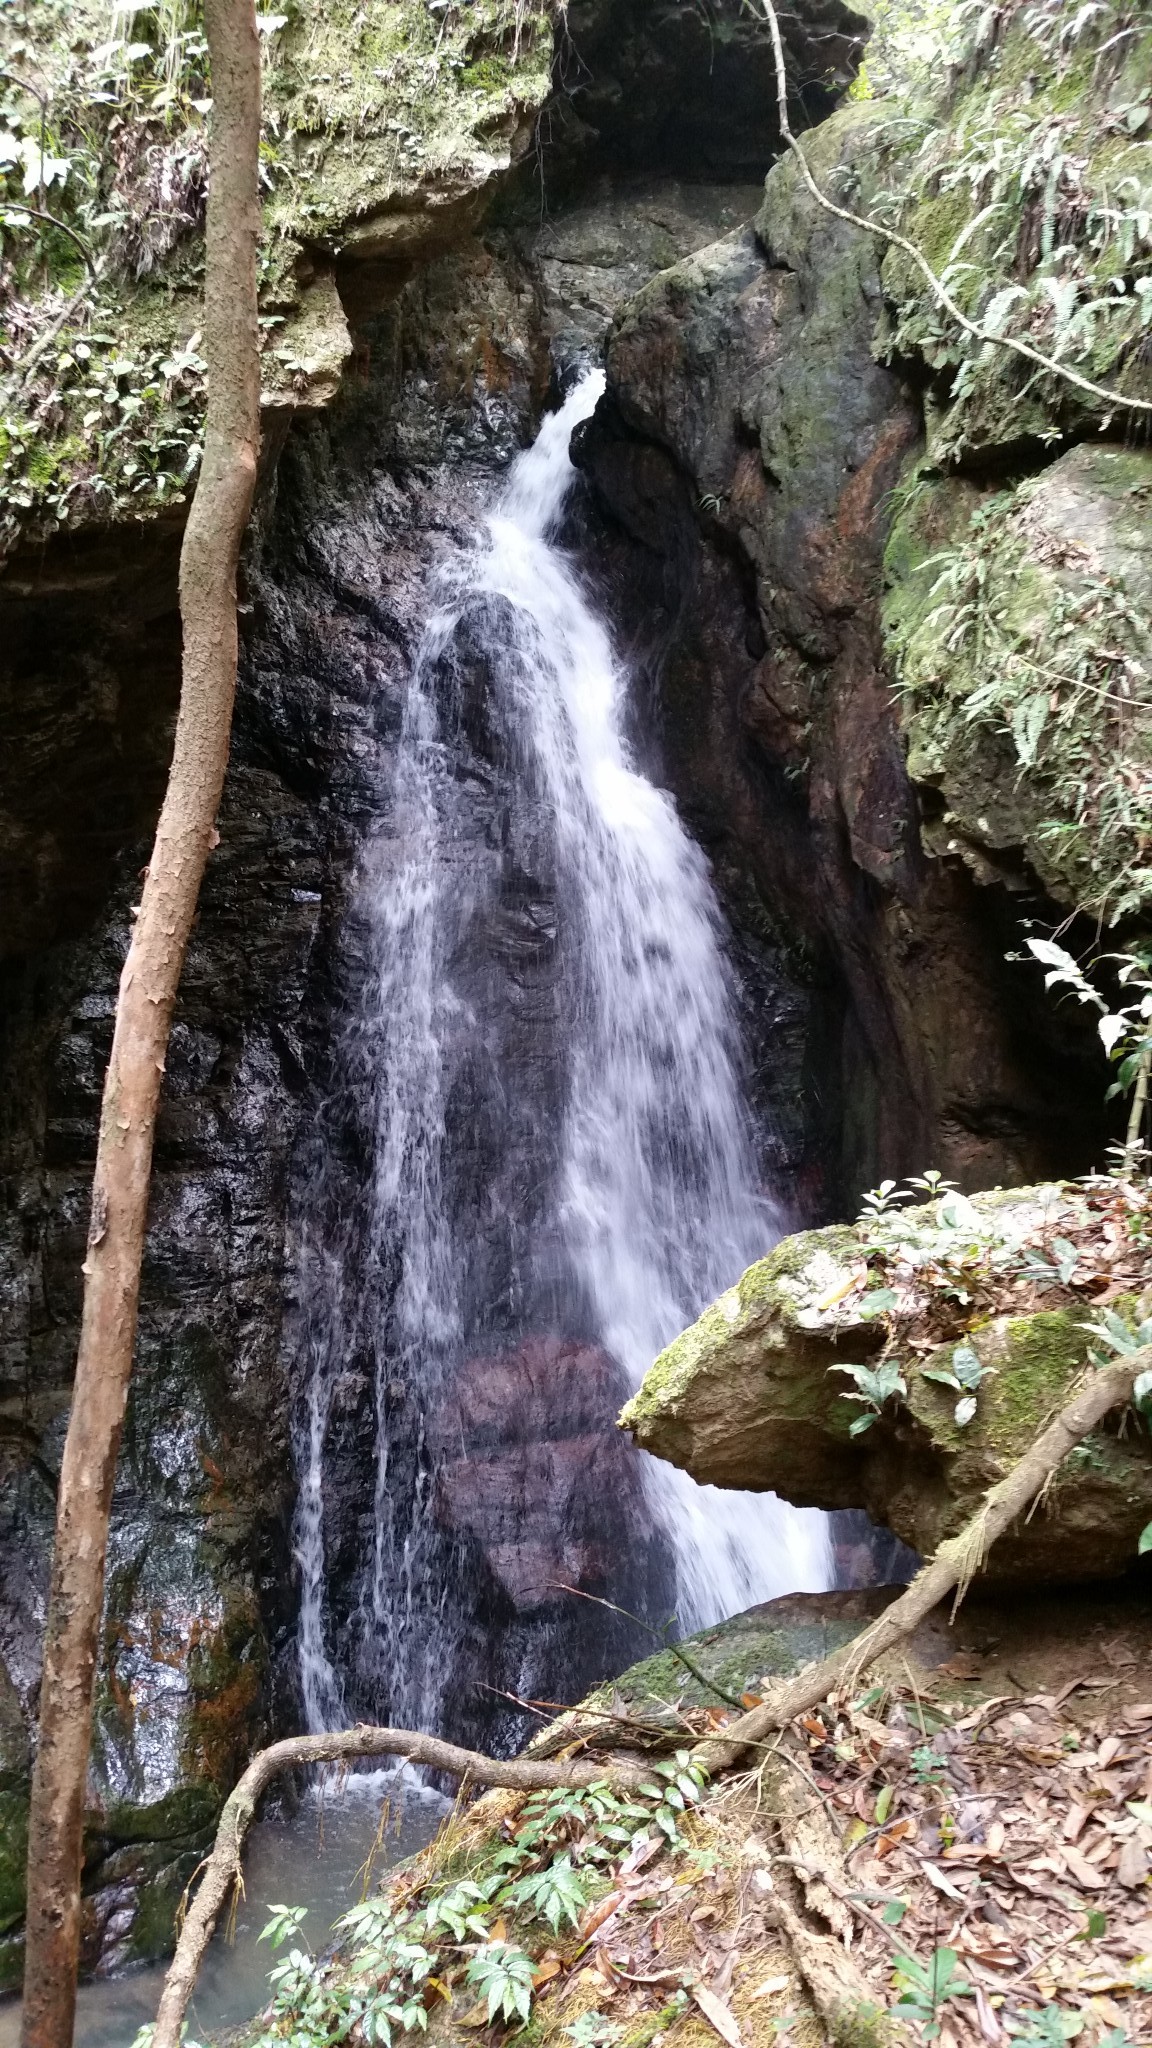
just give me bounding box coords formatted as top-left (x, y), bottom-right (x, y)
top-left (0, 1780), bottom-right (444, 2048)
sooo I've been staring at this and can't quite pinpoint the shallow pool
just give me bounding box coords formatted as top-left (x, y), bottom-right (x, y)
top-left (0, 1776), bottom-right (445, 2048)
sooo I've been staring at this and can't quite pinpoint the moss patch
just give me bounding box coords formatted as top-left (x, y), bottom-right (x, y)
top-left (883, 441), bottom-right (1152, 920)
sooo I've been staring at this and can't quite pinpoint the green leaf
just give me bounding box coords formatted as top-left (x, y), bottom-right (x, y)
top-left (881, 1898), bottom-right (908, 1925)
top-left (875, 1783), bottom-right (894, 1825)
top-left (858, 1288), bottom-right (899, 1318)
top-left (1138, 1521), bottom-right (1152, 1555)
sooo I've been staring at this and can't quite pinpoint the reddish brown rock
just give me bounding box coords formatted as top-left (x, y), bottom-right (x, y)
top-left (430, 1337), bottom-right (664, 1613)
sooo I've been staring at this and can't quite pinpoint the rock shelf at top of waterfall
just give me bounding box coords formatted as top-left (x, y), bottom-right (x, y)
top-left (288, 372), bottom-right (829, 1754)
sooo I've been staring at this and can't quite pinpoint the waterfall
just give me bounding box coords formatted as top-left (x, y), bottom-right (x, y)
top-left (292, 370), bottom-right (829, 1740)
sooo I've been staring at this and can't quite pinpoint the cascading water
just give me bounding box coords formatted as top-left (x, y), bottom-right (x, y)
top-left (292, 370), bottom-right (829, 1742)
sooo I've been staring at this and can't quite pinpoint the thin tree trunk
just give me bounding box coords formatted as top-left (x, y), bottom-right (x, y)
top-left (19, 8), bottom-right (261, 2044)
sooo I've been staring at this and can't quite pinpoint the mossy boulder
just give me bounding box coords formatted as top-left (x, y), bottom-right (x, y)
top-left (885, 440), bottom-right (1152, 922)
top-left (620, 1186), bottom-right (1152, 1580)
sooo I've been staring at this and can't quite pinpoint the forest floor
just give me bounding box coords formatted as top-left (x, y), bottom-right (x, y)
top-left (343, 1590), bottom-right (1152, 2048)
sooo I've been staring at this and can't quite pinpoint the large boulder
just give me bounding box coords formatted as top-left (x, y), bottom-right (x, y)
top-left (620, 1183), bottom-right (1152, 1581)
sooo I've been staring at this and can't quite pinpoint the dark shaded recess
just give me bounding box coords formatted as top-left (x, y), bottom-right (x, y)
top-left (549, 0), bottom-right (867, 185)
top-left (0, 519), bottom-right (183, 960)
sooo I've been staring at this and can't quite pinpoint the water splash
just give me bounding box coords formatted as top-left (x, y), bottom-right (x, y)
top-left (292, 371), bottom-right (829, 1735)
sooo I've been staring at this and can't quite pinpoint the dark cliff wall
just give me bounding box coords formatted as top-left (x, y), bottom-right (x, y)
top-left (0, 179), bottom-right (789, 1982)
top-left (574, 108), bottom-right (1110, 1215)
top-left (0, 8), bottom-right (1117, 1985)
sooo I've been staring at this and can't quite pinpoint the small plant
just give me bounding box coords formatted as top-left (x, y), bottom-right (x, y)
top-left (1025, 940), bottom-right (1152, 1152)
top-left (1004, 2005), bottom-right (1087, 2045)
top-left (505, 1854), bottom-right (589, 1932)
top-left (467, 1939), bottom-right (536, 2026)
top-left (860, 1179), bottom-right (914, 1218)
top-left (831, 1358), bottom-right (908, 1434)
top-left (909, 1743), bottom-right (950, 1788)
top-left (564, 2014), bottom-right (624, 2048)
top-left (1084, 1307), bottom-right (1152, 1379)
top-left (1016, 1237), bottom-right (1081, 1289)
top-left (891, 1945), bottom-right (973, 2039)
top-left (920, 1340), bottom-right (992, 1426)
top-left (260, 1902), bottom-right (310, 1950)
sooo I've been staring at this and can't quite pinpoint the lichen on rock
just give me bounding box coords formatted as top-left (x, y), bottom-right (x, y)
top-left (621, 1179), bottom-right (1152, 1580)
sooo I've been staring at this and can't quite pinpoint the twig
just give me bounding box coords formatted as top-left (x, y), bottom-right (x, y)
top-left (757, 0), bottom-right (1152, 417)
top-left (0, 205), bottom-right (96, 273)
top-left (3, 247), bottom-right (110, 392)
top-left (553, 1582), bottom-right (746, 1710)
top-left (692, 1351), bottom-right (1149, 1774)
top-left (151, 1724), bottom-right (652, 2048)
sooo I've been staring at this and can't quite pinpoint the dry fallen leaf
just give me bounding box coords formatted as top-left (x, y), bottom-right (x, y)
top-left (579, 1893), bottom-right (626, 1940)
top-left (921, 1859), bottom-right (968, 1902)
top-left (940, 1653), bottom-right (983, 1680)
top-left (1063, 1803), bottom-right (1091, 1842)
top-left (1060, 1844), bottom-right (1109, 1891)
top-left (1117, 1837), bottom-right (1150, 1889)
top-left (693, 1982), bottom-right (744, 2048)
top-left (749, 1975), bottom-right (791, 2001)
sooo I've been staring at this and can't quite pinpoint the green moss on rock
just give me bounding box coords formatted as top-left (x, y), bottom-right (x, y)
top-left (884, 441), bottom-right (1152, 921)
top-left (622, 1186), bottom-right (1152, 1579)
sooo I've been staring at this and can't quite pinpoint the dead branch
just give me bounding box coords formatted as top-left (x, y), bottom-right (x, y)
top-left (151, 1724), bottom-right (651, 2048)
top-left (758, 0), bottom-right (1152, 418)
top-left (694, 1351), bottom-right (1148, 1773)
top-left (765, 1886), bottom-right (901, 2046)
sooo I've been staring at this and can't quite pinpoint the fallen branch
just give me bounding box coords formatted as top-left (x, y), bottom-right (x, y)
top-left (152, 1725), bottom-right (651, 2048)
top-left (765, 1887), bottom-right (898, 2047)
top-left (758, 0), bottom-right (1152, 418)
top-left (694, 1351), bottom-right (1148, 1773)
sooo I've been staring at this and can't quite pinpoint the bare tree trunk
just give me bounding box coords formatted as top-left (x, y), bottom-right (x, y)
top-left (19, 8), bottom-right (261, 2044)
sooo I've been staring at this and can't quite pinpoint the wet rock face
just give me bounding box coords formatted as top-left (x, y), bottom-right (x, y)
top-left (0, 183), bottom-right (763, 1974)
top-left (430, 1338), bottom-right (663, 1613)
top-left (576, 104), bottom-right (1111, 1211)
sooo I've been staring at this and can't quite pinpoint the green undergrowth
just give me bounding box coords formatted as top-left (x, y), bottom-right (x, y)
top-left (852, 5), bottom-right (1152, 923)
top-left (883, 442), bottom-right (1152, 921)
top-left (862, 0), bottom-right (1152, 462)
top-left (0, 0), bottom-right (553, 553)
top-left (200, 1759), bottom-right (709, 2048)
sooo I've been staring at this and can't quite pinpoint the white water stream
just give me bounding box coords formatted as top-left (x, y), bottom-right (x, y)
top-left (294, 371), bottom-right (829, 1735)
